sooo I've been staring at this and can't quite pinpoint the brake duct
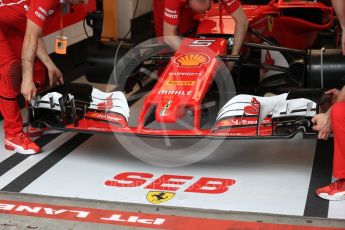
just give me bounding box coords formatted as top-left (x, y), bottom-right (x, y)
top-left (244, 42), bottom-right (345, 89)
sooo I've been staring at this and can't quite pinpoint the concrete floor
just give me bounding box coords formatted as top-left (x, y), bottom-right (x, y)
top-left (1, 192), bottom-right (345, 230)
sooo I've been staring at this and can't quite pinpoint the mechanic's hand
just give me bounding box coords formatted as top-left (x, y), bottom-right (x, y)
top-left (21, 79), bottom-right (37, 102)
top-left (342, 30), bottom-right (345, 56)
top-left (325, 88), bottom-right (340, 104)
top-left (312, 113), bottom-right (332, 140)
top-left (47, 64), bottom-right (64, 87)
top-left (226, 61), bottom-right (235, 73)
top-left (338, 86), bottom-right (345, 102)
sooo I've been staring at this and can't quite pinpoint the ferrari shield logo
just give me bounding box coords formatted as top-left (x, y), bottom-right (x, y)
top-left (160, 101), bottom-right (172, 117)
top-left (146, 191), bottom-right (175, 204)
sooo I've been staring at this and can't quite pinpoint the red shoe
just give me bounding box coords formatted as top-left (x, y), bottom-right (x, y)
top-left (5, 133), bottom-right (41, 155)
top-left (316, 179), bottom-right (345, 201)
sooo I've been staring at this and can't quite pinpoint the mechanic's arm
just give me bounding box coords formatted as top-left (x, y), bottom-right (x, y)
top-left (312, 85), bottom-right (345, 140)
top-left (37, 38), bottom-right (64, 86)
top-left (337, 85), bottom-right (345, 102)
top-left (230, 7), bottom-right (248, 55)
top-left (331, 0), bottom-right (345, 55)
top-left (21, 19), bottom-right (41, 101)
top-left (332, 0), bottom-right (345, 27)
top-left (163, 22), bottom-right (182, 50)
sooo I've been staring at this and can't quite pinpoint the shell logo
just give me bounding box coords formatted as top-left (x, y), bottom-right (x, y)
top-left (175, 53), bottom-right (210, 67)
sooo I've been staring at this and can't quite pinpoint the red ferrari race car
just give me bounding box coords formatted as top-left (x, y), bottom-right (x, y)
top-left (28, 0), bottom-right (342, 140)
top-left (199, 0), bottom-right (334, 49)
top-left (28, 48), bottom-right (329, 140)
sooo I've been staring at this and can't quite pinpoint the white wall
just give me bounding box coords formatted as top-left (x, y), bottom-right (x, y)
top-left (44, 0), bottom-right (153, 53)
top-left (43, 21), bottom-right (93, 54)
top-left (117, 0), bottom-right (153, 39)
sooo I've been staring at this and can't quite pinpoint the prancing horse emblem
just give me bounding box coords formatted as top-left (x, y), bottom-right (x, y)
top-left (146, 191), bottom-right (175, 204)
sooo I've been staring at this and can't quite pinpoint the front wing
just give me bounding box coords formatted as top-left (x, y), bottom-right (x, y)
top-left (28, 83), bottom-right (320, 139)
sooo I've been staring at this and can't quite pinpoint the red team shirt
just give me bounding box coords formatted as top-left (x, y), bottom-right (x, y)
top-left (0, 0), bottom-right (60, 32)
top-left (26, 0), bottom-right (60, 28)
top-left (0, 0), bottom-right (61, 68)
top-left (0, 0), bottom-right (61, 138)
top-left (154, 0), bottom-right (241, 36)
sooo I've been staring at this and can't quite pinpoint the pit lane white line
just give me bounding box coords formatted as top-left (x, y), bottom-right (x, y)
top-left (0, 132), bottom-right (76, 190)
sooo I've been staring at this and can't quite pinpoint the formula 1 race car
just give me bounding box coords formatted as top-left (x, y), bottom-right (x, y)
top-left (28, 0), bottom-right (340, 139)
top-left (28, 39), bottom-right (330, 139)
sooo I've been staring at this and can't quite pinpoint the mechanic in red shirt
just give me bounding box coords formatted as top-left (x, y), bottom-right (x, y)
top-left (0, 0), bottom-right (87, 155)
top-left (312, 0), bottom-right (345, 201)
top-left (313, 86), bottom-right (345, 201)
top-left (153, 0), bottom-right (248, 56)
top-left (312, 0), bottom-right (345, 200)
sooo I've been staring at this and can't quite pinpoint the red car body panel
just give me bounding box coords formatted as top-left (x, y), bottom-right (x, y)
top-left (138, 38), bottom-right (227, 130)
top-left (197, 0), bottom-right (333, 49)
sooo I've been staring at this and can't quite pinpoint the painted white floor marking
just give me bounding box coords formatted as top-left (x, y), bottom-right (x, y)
top-left (0, 133), bottom-right (76, 190)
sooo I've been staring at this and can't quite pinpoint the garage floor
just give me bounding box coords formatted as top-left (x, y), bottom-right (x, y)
top-left (0, 77), bottom-right (345, 229)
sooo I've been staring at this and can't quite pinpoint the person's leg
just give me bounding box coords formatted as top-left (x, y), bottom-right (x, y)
top-left (331, 102), bottom-right (345, 179)
top-left (0, 30), bottom-right (23, 137)
top-left (33, 60), bottom-right (47, 91)
top-left (7, 35), bottom-right (47, 90)
top-left (315, 102), bottom-right (345, 200)
top-left (0, 30), bottom-right (40, 154)
top-left (7, 33), bottom-right (49, 137)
